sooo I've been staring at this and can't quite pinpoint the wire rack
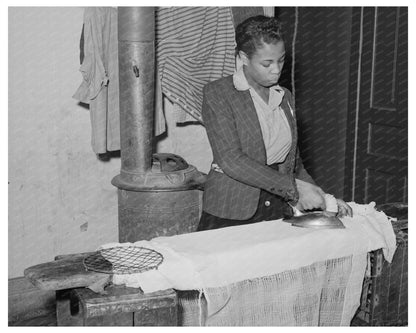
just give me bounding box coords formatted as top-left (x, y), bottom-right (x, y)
top-left (83, 246), bottom-right (164, 274)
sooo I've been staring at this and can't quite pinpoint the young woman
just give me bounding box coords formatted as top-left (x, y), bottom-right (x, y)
top-left (197, 15), bottom-right (352, 231)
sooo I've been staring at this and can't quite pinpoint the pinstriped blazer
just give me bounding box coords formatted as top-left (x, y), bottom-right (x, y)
top-left (202, 75), bottom-right (315, 220)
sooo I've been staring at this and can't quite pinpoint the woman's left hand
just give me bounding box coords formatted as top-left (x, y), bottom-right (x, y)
top-left (336, 199), bottom-right (353, 218)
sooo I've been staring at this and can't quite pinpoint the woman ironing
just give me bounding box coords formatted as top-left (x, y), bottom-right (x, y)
top-left (197, 15), bottom-right (352, 231)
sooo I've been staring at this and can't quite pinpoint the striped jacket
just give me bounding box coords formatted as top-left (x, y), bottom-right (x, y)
top-left (202, 75), bottom-right (315, 220)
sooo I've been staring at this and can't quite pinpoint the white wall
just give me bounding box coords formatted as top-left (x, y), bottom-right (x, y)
top-left (8, 7), bottom-right (212, 278)
top-left (156, 99), bottom-right (212, 173)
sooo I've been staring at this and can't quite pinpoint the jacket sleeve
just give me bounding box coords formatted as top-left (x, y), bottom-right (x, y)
top-left (202, 82), bottom-right (298, 203)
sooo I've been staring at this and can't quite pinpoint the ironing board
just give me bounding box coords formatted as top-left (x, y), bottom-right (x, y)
top-left (24, 202), bottom-right (396, 326)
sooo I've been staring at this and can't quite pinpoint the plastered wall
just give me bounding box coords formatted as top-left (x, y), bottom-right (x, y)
top-left (156, 99), bottom-right (212, 173)
top-left (8, 7), bottom-right (212, 278)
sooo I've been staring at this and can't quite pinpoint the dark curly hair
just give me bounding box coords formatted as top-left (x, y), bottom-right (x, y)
top-left (235, 15), bottom-right (284, 58)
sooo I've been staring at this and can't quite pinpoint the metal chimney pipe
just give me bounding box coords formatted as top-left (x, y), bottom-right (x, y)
top-left (113, 7), bottom-right (206, 242)
top-left (118, 7), bottom-right (155, 180)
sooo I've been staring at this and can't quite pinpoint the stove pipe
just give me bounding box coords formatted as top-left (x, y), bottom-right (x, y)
top-left (112, 7), bottom-right (206, 242)
top-left (117, 7), bottom-right (155, 178)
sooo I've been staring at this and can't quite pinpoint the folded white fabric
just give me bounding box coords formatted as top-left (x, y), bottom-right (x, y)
top-left (346, 202), bottom-right (397, 262)
top-left (99, 202), bottom-right (396, 294)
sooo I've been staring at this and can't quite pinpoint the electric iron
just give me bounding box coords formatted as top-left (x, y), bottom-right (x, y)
top-left (283, 194), bottom-right (345, 229)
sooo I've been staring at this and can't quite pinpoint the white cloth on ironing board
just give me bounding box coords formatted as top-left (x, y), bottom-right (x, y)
top-left (101, 202), bottom-right (396, 294)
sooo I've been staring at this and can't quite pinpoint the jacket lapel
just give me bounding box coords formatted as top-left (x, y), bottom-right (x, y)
top-left (280, 94), bottom-right (298, 168)
top-left (234, 89), bottom-right (267, 162)
top-left (280, 96), bottom-right (297, 145)
top-left (227, 76), bottom-right (297, 166)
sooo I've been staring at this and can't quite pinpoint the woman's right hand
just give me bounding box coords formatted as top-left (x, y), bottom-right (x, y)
top-left (295, 179), bottom-right (326, 212)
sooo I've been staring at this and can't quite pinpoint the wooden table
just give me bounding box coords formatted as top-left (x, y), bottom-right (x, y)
top-left (24, 252), bottom-right (178, 326)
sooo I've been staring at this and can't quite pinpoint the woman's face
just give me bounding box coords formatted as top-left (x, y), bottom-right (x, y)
top-left (240, 40), bottom-right (285, 88)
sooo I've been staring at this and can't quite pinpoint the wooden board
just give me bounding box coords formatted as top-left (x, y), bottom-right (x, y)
top-left (24, 252), bottom-right (108, 291)
top-left (74, 286), bottom-right (177, 318)
top-left (56, 285), bottom-right (177, 326)
top-left (8, 276), bottom-right (56, 325)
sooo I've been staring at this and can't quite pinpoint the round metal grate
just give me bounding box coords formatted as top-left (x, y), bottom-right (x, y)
top-left (83, 246), bottom-right (164, 274)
